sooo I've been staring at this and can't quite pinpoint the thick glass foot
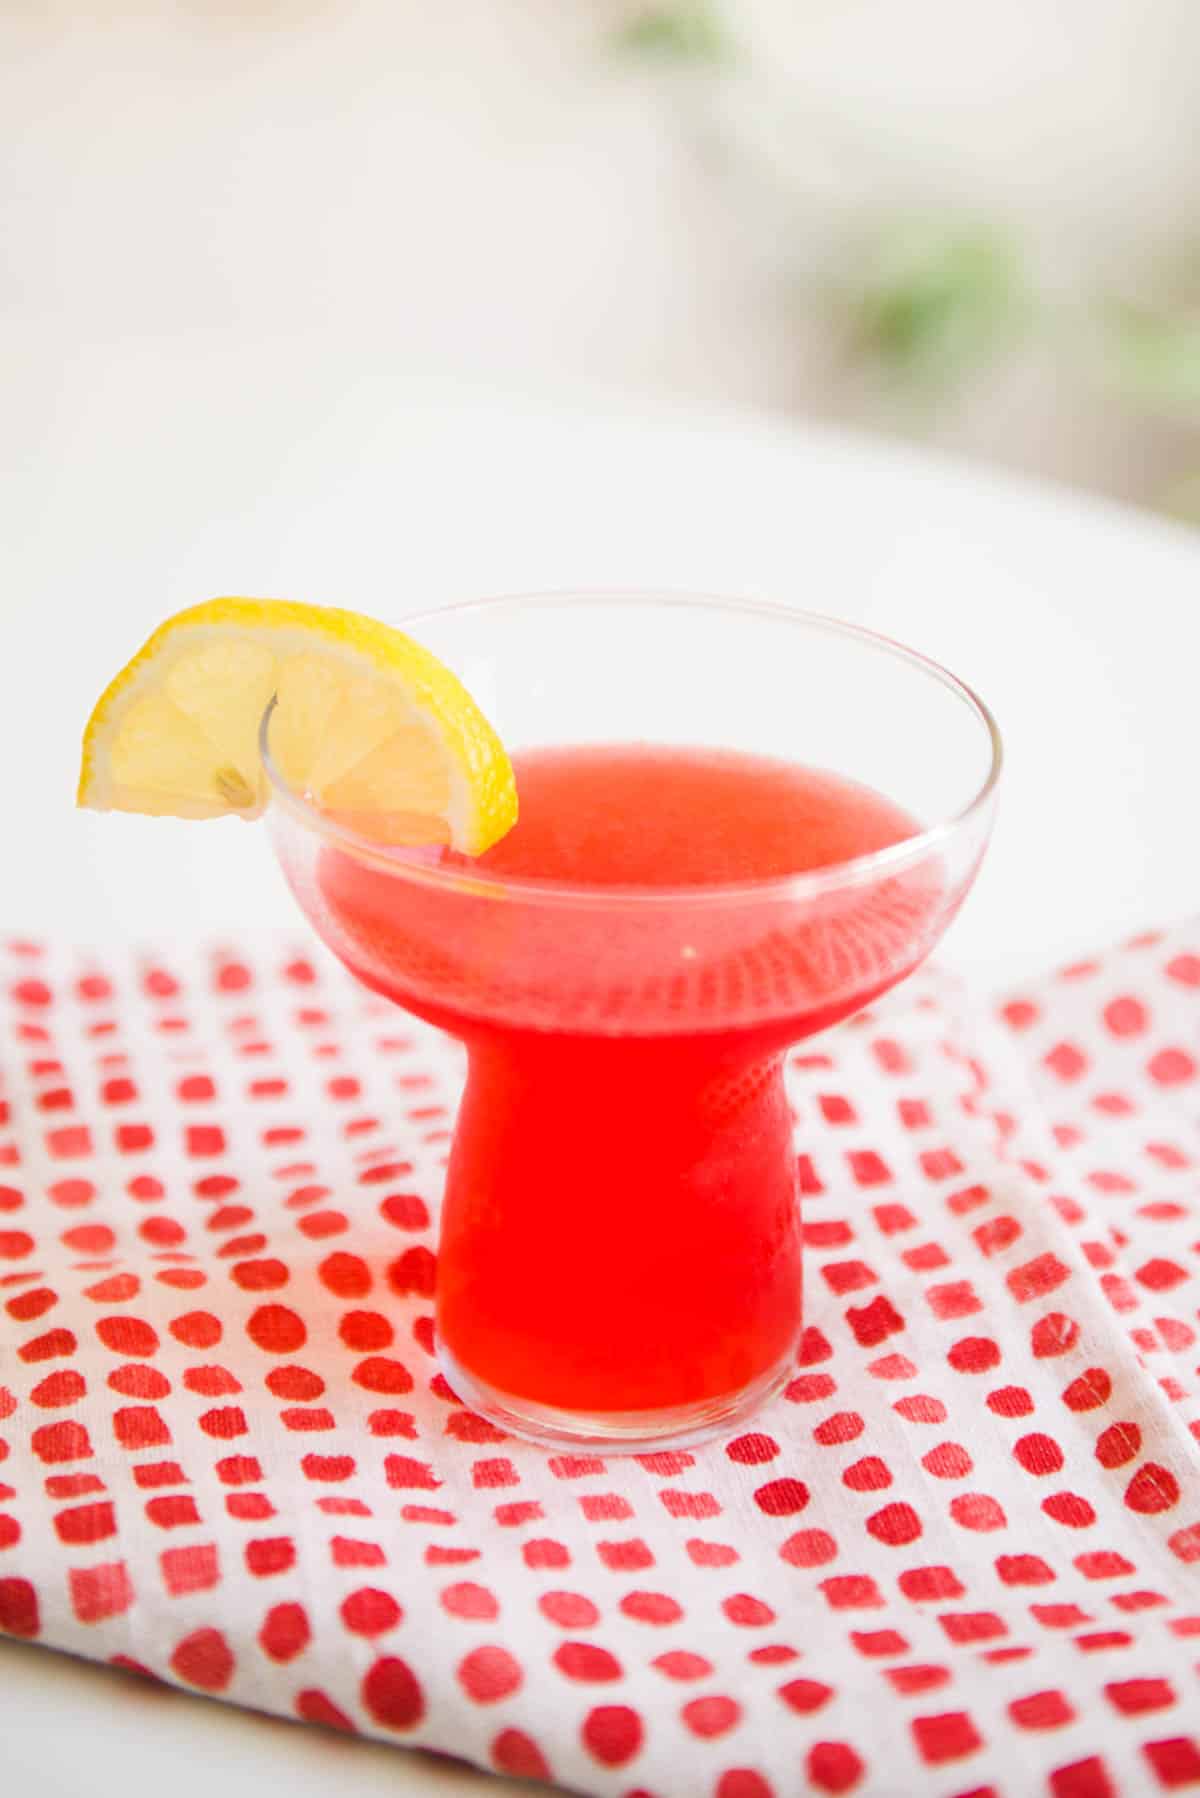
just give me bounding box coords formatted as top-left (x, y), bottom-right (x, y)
top-left (437, 1341), bottom-right (795, 1453)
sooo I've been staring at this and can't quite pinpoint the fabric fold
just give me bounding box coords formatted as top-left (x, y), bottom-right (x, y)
top-left (0, 927), bottom-right (1197, 1798)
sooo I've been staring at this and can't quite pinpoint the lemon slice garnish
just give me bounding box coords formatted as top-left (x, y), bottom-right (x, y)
top-left (77, 597), bottom-right (517, 855)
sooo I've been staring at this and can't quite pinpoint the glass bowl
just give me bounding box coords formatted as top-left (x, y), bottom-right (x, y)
top-left (264, 592), bottom-right (1001, 1449)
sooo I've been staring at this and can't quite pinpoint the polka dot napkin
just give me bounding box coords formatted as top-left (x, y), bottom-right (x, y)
top-left (1, 925), bottom-right (1198, 1798)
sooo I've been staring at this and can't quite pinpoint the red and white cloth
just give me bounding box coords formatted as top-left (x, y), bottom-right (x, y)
top-left (0, 926), bottom-right (1198, 1798)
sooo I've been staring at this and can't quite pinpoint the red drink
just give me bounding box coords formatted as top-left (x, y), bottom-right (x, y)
top-left (266, 592), bottom-right (1000, 1444)
top-left (314, 745), bottom-right (935, 1437)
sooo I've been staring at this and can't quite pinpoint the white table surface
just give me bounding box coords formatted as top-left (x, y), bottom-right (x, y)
top-left (3, 365), bottom-right (1199, 1795)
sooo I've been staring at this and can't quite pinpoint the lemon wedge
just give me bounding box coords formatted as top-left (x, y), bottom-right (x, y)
top-left (77, 598), bottom-right (518, 854)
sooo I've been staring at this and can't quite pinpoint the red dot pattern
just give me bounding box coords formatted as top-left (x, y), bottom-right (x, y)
top-left (0, 934), bottom-right (1198, 1796)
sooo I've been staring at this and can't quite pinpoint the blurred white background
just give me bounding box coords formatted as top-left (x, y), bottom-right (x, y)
top-left (5, 0), bottom-right (1200, 507)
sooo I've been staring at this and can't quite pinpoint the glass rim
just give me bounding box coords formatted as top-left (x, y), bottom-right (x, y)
top-left (259, 589), bottom-right (1003, 910)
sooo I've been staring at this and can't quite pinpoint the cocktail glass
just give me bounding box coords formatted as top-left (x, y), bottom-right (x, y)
top-left (263, 593), bottom-right (1001, 1449)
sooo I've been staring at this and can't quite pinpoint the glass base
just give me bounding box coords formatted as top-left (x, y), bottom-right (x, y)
top-left (436, 1342), bottom-right (794, 1453)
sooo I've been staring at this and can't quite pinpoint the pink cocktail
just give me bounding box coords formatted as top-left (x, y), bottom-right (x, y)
top-left (267, 595), bottom-right (1000, 1447)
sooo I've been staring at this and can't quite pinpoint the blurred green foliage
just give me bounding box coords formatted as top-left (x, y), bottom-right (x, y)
top-left (849, 224), bottom-right (1028, 392)
top-left (1099, 302), bottom-right (1200, 420)
top-left (615, 3), bottom-right (730, 63)
top-left (618, 5), bottom-right (1200, 515)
